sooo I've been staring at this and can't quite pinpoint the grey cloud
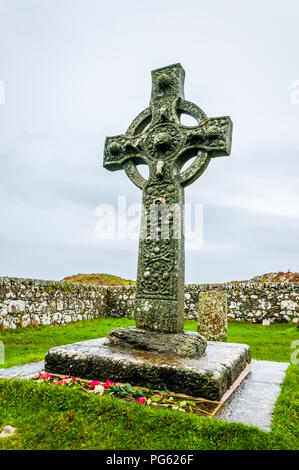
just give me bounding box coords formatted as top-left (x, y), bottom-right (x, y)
top-left (0, 0), bottom-right (298, 282)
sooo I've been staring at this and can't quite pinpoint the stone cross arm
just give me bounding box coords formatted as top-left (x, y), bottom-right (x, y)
top-left (103, 63), bottom-right (232, 189)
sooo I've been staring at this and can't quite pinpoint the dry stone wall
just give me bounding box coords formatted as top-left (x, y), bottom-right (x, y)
top-left (184, 283), bottom-right (299, 325)
top-left (0, 277), bottom-right (298, 329)
top-left (0, 277), bottom-right (107, 329)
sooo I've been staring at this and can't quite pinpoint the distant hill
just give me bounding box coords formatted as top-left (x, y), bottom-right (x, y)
top-left (232, 271), bottom-right (299, 283)
top-left (62, 271), bottom-right (299, 286)
top-left (61, 273), bottom-right (135, 286)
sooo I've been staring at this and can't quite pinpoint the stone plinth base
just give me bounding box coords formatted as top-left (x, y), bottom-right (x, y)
top-left (104, 327), bottom-right (207, 358)
top-left (45, 338), bottom-right (251, 400)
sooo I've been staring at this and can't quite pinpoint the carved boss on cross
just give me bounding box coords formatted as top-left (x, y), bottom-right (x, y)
top-left (104, 64), bottom-right (232, 189)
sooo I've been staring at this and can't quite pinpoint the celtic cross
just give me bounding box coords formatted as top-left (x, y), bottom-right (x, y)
top-left (103, 63), bottom-right (232, 334)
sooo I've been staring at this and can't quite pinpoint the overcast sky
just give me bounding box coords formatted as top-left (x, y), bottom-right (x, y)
top-left (0, 0), bottom-right (298, 284)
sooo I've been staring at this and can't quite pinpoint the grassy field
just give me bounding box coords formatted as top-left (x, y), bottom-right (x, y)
top-left (0, 319), bottom-right (298, 450)
top-left (0, 318), bottom-right (297, 368)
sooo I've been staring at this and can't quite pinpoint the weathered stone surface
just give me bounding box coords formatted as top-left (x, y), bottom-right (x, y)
top-left (0, 276), bottom-right (109, 329)
top-left (216, 360), bottom-right (289, 431)
top-left (0, 360), bottom-right (45, 379)
top-left (191, 282), bottom-right (299, 324)
top-left (45, 338), bottom-right (251, 400)
top-left (103, 64), bottom-right (232, 334)
top-left (104, 327), bottom-right (207, 358)
top-left (197, 291), bottom-right (227, 341)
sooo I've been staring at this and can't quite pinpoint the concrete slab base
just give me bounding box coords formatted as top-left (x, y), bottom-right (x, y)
top-left (45, 338), bottom-right (251, 400)
top-left (0, 361), bottom-right (45, 379)
top-left (215, 359), bottom-right (289, 431)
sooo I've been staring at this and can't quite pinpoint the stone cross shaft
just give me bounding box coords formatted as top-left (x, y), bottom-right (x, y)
top-left (103, 63), bottom-right (232, 333)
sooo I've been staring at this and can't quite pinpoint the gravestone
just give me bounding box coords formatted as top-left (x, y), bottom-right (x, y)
top-left (197, 291), bottom-right (227, 341)
top-left (45, 64), bottom-right (251, 399)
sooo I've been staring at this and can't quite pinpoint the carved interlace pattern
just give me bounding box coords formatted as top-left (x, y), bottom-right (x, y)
top-left (103, 64), bottom-right (232, 313)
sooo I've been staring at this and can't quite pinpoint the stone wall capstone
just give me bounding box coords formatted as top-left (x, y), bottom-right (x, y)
top-left (0, 277), bottom-right (298, 329)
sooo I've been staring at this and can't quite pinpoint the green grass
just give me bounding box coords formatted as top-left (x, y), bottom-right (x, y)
top-left (187, 320), bottom-right (298, 362)
top-left (0, 318), bottom-right (297, 368)
top-left (0, 364), bottom-right (298, 450)
top-left (228, 322), bottom-right (298, 362)
top-left (0, 319), bottom-right (298, 450)
top-left (0, 317), bottom-right (135, 369)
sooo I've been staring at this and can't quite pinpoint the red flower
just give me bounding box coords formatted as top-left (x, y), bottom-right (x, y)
top-left (103, 379), bottom-right (116, 388)
top-left (90, 380), bottom-right (100, 390)
top-left (138, 397), bottom-right (146, 404)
